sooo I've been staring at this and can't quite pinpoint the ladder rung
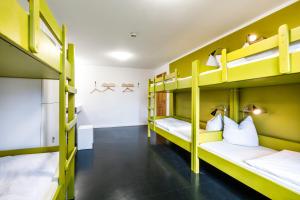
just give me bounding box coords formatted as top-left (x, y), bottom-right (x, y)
top-left (66, 116), bottom-right (77, 132)
top-left (65, 85), bottom-right (77, 94)
top-left (65, 147), bottom-right (77, 171)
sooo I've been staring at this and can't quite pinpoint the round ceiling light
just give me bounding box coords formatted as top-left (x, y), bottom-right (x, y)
top-left (109, 51), bottom-right (133, 61)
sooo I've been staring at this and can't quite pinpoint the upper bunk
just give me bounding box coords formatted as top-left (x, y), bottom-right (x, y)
top-left (198, 24), bottom-right (300, 89)
top-left (0, 0), bottom-right (72, 80)
top-left (149, 69), bottom-right (192, 93)
top-left (149, 24), bottom-right (300, 92)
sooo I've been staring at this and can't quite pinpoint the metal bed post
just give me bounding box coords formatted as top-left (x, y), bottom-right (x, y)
top-left (58, 25), bottom-right (67, 200)
top-left (169, 92), bottom-right (174, 117)
top-left (191, 60), bottom-right (200, 173)
top-left (229, 88), bottom-right (240, 122)
top-left (153, 78), bottom-right (157, 132)
top-left (29, 0), bottom-right (39, 53)
top-left (66, 43), bottom-right (77, 199)
top-left (147, 79), bottom-right (153, 138)
top-left (221, 49), bottom-right (228, 82)
top-left (278, 24), bottom-right (290, 74)
top-left (169, 69), bottom-right (177, 117)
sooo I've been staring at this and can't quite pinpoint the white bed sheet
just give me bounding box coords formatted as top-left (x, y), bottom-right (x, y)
top-left (200, 68), bottom-right (222, 76)
top-left (155, 118), bottom-right (206, 142)
top-left (245, 150), bottom-right (300, 187)
top-left (155, 118), bottom-right (192, 142)
top-left (0, 152), bottom-right (59, 200)
top-left (200, 141), bottom-right (300, 194)
top-left (227, 41), bottom-right (300, 68)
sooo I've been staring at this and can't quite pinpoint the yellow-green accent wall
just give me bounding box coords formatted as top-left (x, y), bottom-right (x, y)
top-left (240, 84), bottom-right (300, 142)
top-left (175, 89), bottom-right (230, 128)
top-left (171, 2), bottom-right (300, 142)
top-left (170, 2), bottom-right (300, 77)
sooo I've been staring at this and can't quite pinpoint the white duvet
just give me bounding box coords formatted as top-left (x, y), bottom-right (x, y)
top-left (0, 152), bottom-right (58, 200)
top-left (245, 150), bottom-right (300, 186)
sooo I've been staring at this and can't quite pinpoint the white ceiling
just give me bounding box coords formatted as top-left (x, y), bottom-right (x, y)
top-left (48, 0), bottom-right (293, 69)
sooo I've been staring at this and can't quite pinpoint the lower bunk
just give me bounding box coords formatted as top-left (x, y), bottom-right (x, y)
top-left (198, 139), bottom-right (300, 200)
top-left (0, 152), bottom-right (59, 200)
top-left (152, 117), bottom-right (193, 152)
top-left (151, 117), bottom-right (222, 151)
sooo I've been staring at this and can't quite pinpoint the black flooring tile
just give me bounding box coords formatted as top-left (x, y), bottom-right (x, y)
top-left (75, 125), bottom-right (268, 200)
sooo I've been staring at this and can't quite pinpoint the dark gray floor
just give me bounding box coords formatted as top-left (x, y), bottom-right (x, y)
top-left (75, 125), bottom-right (268, 200)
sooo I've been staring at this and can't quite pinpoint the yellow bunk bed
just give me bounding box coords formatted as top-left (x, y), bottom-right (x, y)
top-left (192, 24), bottom-right (300, 200)
top-left (198, 24), bottom-right (300, 89)
top-left (147, 70), bottom-right (220, 173)
top-left (149, 69), bottom-right (192, 92)
top-left (148, 72), bottom-right (191, 151)
top-left (0, 1), bottom-right (77, 199)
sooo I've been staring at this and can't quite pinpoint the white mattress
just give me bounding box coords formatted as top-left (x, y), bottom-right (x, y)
top-left (245, 150), bottom-right (300, 187)
top-left (155, 118), bottom-right (192, 142)
top-left (0, 152), bottom-right (59, 200)
top-left (200, 68), bottom-right (222, 76)
top-left (227, 41), bottom-right (300, 68)
top-left (200, 141), bottom-right (300, 194)
top-left (155, 117), bottom-right (206, 142)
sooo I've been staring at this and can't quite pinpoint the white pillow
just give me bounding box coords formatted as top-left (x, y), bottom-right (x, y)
top-left (223, 116), bottom-right (259, 146)
top-left (206, 114), bottom-right (223, 131)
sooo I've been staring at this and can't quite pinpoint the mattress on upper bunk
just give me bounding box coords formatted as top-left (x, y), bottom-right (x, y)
top-left (0, 152), bottom-right (59, 200)
top-left (227, 40), bottom-right (300, 68)
top-left (200, 141), bottom-right (300, 194)
top-left (151, 76), bottom-right (192, 87)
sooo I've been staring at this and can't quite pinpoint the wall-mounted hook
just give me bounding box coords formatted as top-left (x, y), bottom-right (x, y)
top-left (90, 81), bottom-right (102, 94)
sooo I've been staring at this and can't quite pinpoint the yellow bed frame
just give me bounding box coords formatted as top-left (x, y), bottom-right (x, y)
top-left (0, 1), bottom-right (77, 199)
top-left (148, 24), bottom-right (300, 199)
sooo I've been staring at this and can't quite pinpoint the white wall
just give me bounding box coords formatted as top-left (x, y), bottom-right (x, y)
top-left (151, 63), bottom-right (169, 77)
top-left (76, 65), bottom-right (152, 128)
top-left (0, 64), bottom-right (166, 151)
top-left (41, 80), bottom-right (59, 146)
top-left (0, 78), bottom-right (59, 150)
top-left (0, 78), bottom-right (42, 150)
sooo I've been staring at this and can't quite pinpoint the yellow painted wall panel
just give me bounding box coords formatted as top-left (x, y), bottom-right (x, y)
top-left (170, 2), bottom-right (300, 77)
top-left (175, 90), bottom-right (230, 129)
top-left (171, 2), bottom-right (300, 142)
top-left (240, 84), bottom-right (300, 142)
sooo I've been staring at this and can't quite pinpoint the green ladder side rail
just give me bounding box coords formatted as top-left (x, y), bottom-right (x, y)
top-left (58, 26), bottom-right (77, 200)
top-left (147, 79), bottom-right (155, 138)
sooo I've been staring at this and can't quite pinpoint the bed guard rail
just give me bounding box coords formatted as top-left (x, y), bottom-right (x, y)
top-left (220, 24), bottom-right (293, 82)
top-left (30, 0), bottom-right (63, 52)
